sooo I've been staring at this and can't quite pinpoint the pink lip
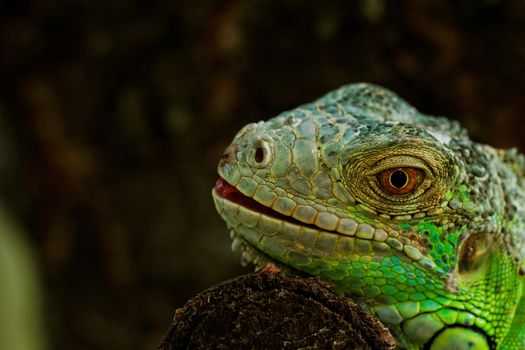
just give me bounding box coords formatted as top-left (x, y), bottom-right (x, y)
top-left (215, 178), bottom-right (322, 230)
top-left (215, 177), bottom-right (276, 217)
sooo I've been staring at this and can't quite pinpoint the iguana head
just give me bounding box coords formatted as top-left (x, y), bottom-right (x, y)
top-left (212, 83), bottom-right (525, 349)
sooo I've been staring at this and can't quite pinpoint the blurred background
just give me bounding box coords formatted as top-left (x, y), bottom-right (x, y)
top-left (1, 1), bottom-right (525, 349)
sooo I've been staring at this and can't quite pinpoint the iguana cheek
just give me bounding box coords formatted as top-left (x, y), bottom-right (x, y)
top-left (429, 327), bottom-right (490, 349)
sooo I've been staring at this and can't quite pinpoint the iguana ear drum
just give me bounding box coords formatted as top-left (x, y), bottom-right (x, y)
top-left (458, 233), bottom-right (493, 276)
top-left (427, 327), bottom-right (491, 350)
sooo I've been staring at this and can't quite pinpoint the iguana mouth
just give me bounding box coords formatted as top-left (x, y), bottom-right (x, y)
top-left (215, 178), bottom-right (284, 220)
top-left (214, 177), bottom-right (312, 273)
top-left (215, 177), bottom-right (321, 231)
top-left (214, 177), bottom-right (440, 274)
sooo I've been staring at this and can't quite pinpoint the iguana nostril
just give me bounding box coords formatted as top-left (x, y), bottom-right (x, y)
top-left (254, 147), bottom-right (265, 164)
top-left (248, 139), bottom-right (272, 168)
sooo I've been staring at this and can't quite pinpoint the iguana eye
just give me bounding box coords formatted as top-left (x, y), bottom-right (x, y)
top-left (377, 167), bottom-right (424, 195)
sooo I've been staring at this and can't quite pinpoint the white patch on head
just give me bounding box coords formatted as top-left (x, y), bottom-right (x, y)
top-left (429, 130), bottom-right (451, 145)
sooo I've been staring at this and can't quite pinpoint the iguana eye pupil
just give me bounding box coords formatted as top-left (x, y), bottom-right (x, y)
top-left (377, 167), bottom-right (423, 195)
top-left (390, 170), bottom-right (408, 188)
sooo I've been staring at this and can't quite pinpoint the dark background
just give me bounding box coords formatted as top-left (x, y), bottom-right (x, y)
top-left (1, 1), bottom-right (525, 349)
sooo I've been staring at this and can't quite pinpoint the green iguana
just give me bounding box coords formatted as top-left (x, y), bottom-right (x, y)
top-left (212, 83), bottom-right (525, 349)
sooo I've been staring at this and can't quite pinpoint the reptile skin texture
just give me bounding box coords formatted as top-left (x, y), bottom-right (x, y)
top-left (212, 83), bottom-right (525, 349)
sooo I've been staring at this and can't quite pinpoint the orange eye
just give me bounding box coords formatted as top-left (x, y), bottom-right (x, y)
top-left (377, 167), bottom-right (424, 195)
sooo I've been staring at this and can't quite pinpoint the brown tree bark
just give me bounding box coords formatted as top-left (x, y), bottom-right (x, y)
top-left (160, 264), bottom-right (395, 350)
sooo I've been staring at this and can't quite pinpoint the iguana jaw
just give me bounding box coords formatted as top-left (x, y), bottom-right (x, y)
top-left (213, 177), bottom-right (434, 271)
top-left (214, 177), bottom-right (411, 245)
top-left (214, 177), bottom-right (320, 230)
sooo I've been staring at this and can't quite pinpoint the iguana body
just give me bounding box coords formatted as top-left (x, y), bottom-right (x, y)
top-left (212, 83), bottom-right (525, 349)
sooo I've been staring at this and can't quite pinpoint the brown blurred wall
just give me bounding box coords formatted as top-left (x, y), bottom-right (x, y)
top-left (1, 1), bottom-right (525, 349)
